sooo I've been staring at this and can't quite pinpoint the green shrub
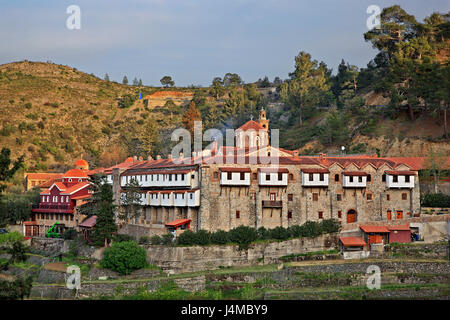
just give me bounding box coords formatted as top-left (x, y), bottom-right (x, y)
top-left (0, 232), bottom-right (24, 245)
top-left (8, 241), bottom-right (28, 263)
top-left (161, 233), bottom-right (174, 246)
top-left (210, 230), bottom-right (230, 244)
top-left (269, 226), bottom-right (290, 240)
top-left (100, 241), bottom-right (147, 275)
top-left (0, 276), bottom-right (33, 300)
top-left (62, 228), bottom-right (78, 240)
top-left (257, 227), bottom-right (271, 240)
top-left (288, 225), bottom-right (303, 238)
top-left (422, 193), bottom-right (450, 208)
top-left (229, 226), bottom-right (258, 250)
top-left (139, 236), bottom-right (150, 245)
top-left (319, 219), bottom-right (341, 234)
top-left (150, 235), bottom-right (162, 245)
top-left (301, 221), bottom-right (322, 238)
top-left (113, 234), bottom-right (135, 243)
top-left (176, 230), bottom-right (197, 245)
top-left (195, 230), bottom-right (211, 245)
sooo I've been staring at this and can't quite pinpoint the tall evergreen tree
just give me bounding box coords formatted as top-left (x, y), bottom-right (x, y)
top-left (119, 178), bottom-right (142, 221)
top-left (182, 101), bottom-right (201, 136)
top-left (0, 148), bottom-right (24, 194)
top-left (122, 75), bottom-right (128, 85)
top-left (79, 175), bottom-right (117, 247)
top-left (104, 73), bottom-right (110, 81)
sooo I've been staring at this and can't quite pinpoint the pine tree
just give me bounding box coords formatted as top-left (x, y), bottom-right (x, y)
top-left (122, 76), bottom-right (128, 85)
top-left (0, 148), bottom-right (24, 193)
top-left (104, 73), bottom-right (110, 81)
top-left (79, 175), bottom-right (117, 247)
top-left (132, 77), bottom-right (138, 86)
top-left (119, 178), bottom-right (142, 221)
top-left (138, 79), bottom-right (143, 86)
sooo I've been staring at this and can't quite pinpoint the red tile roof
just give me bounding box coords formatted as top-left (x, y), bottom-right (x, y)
top-left (385, 170), bottom-right (416, 176)
top-left (37, 178), bottom-right (62, 188)
top-left (236, 120), bottom-right (267, 131)
top-left (219, 167), bottom-right (251, 172)
top-left (75, 159), bottom-right (88, 167)
top-left (343, 171), bottom-right (368, 176)
top-left (258, 167), bottom-right (289, 173)
top-left (26, 173), bottom-right (63, 180)
top-left (61, 182), bottom-right (90, 195)
top-left (79, 215), bottom-right (97, 228)
top-left (301, 168), bottom-right (330, 174)
top-left (50, 182), bottom-right (67, 191)
top-left (165, 218), bottom-right (191, 228)
top-left (63, 169), bottom-right (88, 178)
top-left (340, 236), bottom-right (366, 247)
top-left (360, 225), bottom-right (390, 233)
top-left (387, 224), bottom-right (411, 231)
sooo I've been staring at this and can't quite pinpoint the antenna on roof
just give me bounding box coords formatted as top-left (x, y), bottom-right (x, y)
top-left (250, 114), bottom-right (254, 121)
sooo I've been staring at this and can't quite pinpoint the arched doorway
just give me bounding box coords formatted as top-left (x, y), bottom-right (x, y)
top-left (347, 209), bottom-right (357, 223)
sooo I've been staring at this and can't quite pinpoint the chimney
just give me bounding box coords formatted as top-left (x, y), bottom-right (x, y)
top-left (212, 139), bottom-right (218, 155)
top-left (133, 155), bottom-right (138, 162)
top-left (319, 153), bottom-right (326, 162)
top-left (293, 150), bottom-right (299, 156)
top-left (156, 155), bottom-right (161, 160)
top-left (168, 153), bottom-right (172, 159)
top-left (138, 156), bottom-right (143, 161)
top-left (179, 152), bottom-right (184, 159)
top-left (148, 155), bottom-right (153, 161)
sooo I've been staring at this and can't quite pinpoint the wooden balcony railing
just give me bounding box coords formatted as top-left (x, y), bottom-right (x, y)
top-left (262, 200), bottom-right (282, 208)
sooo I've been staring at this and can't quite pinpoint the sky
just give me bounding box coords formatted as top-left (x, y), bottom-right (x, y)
top-left (0, 0), bottom-right (448, 86)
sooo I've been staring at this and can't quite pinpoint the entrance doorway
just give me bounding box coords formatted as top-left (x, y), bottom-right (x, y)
top-left (347, 209), bottom-right (357, 223)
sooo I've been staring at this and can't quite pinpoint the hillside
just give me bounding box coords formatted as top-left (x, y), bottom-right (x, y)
top-left (0, 61), bottom-right (191, 172)
top-left (0, 61), bottom-right (448, 177)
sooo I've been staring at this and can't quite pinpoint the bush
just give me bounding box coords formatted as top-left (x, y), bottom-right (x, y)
top-left (257, 227), bottom-right (271, 240)
top-left (229, 226), bottom-right (258, 250)
top-left (288, 225), bottom-right (303, 238)
top-left (301, 221), bottom-right (322, 238)
top-left (319, 219), bottom-right (341, 234)
top-left (100, 241), bottom-right (147, 275)
top-left (195, 230), bottom-right (211, 245)
top-left (269, 226), bottom-right (290, 240)
top-left (0, 232), bottom-right (24, 246)
top-left (113, 234), bottom-right (135, 243)
top-left (0, 276), bottom-right (33, 300)
top-left (210, 230), bottom-right (230, 245)
top-left (176, 230), bottom-right (197, 245)
top-left (139, 236), bottom-right (150, 245)
top-left (62, 228), bottom-right (78, 240)
top-left (161, 233), bottom-right (174, 246)
top-left (150, 235), bottom-right (162, 245)
top-left (422, 193), bottom-right (450, 208)
top-left (8, 241), bottom-right (28, 263)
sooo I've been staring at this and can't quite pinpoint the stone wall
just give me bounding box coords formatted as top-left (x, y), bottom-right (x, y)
top-left (146, 233), bottom-right (339, 274)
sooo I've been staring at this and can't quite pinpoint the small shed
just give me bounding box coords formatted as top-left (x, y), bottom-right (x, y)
top-left (165, 218), bottom-right (191, 237)
top-left (79, 215), bottom-right (97, 242)
top-left (339, 236), bottom-right (367, 251)
top-left (360, 225), bottom-right (390, 247)
top-left (388, 224), bottom-right (411, 243)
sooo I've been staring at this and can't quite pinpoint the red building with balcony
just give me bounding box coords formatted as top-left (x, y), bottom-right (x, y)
top-left (25, 168), bottom-right (91, 237)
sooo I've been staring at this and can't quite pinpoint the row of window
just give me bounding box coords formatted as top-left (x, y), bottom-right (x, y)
top-left (216, 172), bottom-right (291, 181)
top-left (125, 173), bottom-right (195, 183)
top-left (150, 193), bottom-right (195, 200)
top-left (36, 213), bottom-right (73, 221)
top-left (41, 196), bottom-right (70, 203)
top-left (310, 192), bottom-right (409, 202)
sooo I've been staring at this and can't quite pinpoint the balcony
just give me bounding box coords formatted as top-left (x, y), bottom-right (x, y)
top-left (32, 204), bottom-right (74, 214)
top-left (262, 200), bottom-right (282, 208)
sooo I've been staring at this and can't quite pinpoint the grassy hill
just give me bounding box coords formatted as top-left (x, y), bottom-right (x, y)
top-left (0, 60), bottom-right (190, 172)
top-left (0, 60), bottom-right (448, 179)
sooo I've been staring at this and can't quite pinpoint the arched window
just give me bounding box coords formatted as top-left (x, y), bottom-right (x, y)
top-left (335, 174), bottom-right (339, 182)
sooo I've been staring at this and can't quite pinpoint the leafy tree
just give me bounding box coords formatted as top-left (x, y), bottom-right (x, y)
top-left (79, 175), bottom-right (117, 247)
top-left (423, 147), bottom-right (448, 193)
top-left (160, 76), bottom-right (175, 87)
top-left (138, 79), bottom-right (143, 86)
top-left (209, 77), bottom-right (225, 99)
top-left (0, 148), bottom-right (24, 194)
top-left (182, 101), bottom-right (201, 136)
top-left (122, 75), bottom-right (128, 85)
top-left (0, 276), bottom-right (33, 300)
top-left (223, 73), bottom-right (242, 87)
top-left (104, 73), bottom-right (110, 81)
top-left (119, 178), bottom-right (142, 221)
top-left (280, 51), bottom-right (332, 126)
top-left (118, 94), bottom-right (136, 108)
top-left (100, 241), bottom-right (147, 275)
top-left (258, 76), bottom-right (271, 88)
top-left (273, 76), bottom-right (283, 85)
top-left (132, 77), bottom-right (139, 86)
top-left (228, 226), bottom-right (258, 250)
top-left (138, 118), bottom-right (162, 158)
top-left (8, 240), bottom-right (28, 263)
